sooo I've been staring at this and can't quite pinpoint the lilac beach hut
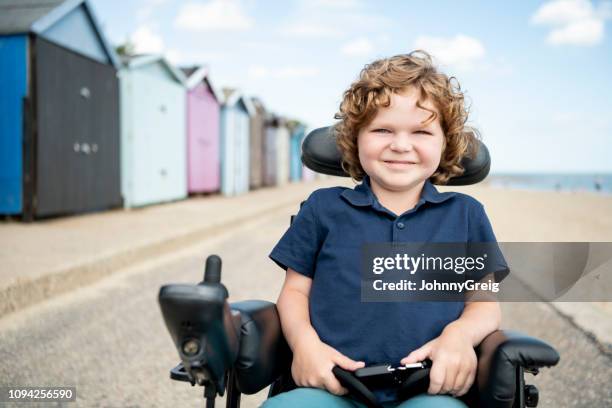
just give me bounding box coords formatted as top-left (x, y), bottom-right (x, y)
top-left (182, 66), bottom-right (221, 193)
top-left (263, 114), bottom-right (290, 186)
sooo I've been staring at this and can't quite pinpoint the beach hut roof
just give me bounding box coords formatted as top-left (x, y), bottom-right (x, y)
top-left (0, 0), bottom-right (120, 68)
top-left (250, 97), bottom-right (267, 114)
top-left (123, 54), bottom-right (186, 85)
top-left (242, 96), bottom-right (256, 117)
top-left (181, 65), bottom-right (221, 102)
top-left (180, 66), bottom-right (199, 77)
top-left (266, 113), bottom-right (289, 127)
top-left (222, 88), bottom-right (256, 117)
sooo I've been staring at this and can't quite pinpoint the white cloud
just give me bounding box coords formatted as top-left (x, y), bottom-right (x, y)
top-left (413, 34), bottom-right (486, 70)
top-left (531, 0), bottom-right (610, 46)
top-left (247, 65), bottom-right (319, 79)
top-left (532, 0), bottom-right (594, 24)
top-left (130, 24), bottom-right (164, 54)
top-left (548, 18), bottom-right (604, 45)
top-left (280, 0), bottom-right (390, 38)
top-left (341, 37), bottom-right (374, 56)
top-left (280, 22), bottom-right (342, 38)
top-left (174, 0), bottom-right (253, 32)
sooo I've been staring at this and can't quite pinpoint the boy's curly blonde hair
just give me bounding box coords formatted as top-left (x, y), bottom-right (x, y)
top-left (334, 50), bottom-right (479, 185)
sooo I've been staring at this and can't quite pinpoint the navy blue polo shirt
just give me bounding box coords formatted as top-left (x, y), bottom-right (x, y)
top-left (269, 176), bottom-right (506, 402)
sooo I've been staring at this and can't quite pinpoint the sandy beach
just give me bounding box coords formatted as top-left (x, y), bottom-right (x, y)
top-left (449, 182), bottom-right (612, 242)
top-left (443, 182), bottom-right (612, 347)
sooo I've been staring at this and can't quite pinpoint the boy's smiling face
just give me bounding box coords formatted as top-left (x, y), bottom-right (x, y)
top-left (357, 87), bottom-right (445, 195)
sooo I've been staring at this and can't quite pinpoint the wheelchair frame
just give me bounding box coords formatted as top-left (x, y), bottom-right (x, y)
top-left (159, 127), bottom-right (560, 408)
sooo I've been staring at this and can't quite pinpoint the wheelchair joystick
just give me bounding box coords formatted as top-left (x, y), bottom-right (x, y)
top-left (203, 255), bottom-right (222, 284)
top-left (159, 254), bottom-right (241, 408)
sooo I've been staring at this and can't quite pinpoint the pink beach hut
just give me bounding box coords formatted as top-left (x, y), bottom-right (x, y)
top-left (182, 66), bottom-right (221, 193)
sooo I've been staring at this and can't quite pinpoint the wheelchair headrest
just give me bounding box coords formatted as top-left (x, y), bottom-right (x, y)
top-left (301, 126), bottom-right (490, 186)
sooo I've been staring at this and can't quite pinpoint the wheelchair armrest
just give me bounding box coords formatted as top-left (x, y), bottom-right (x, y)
top-left (230, 300), bottom-right (292, 395)
top-left (475, 330), bottom-right (560, 407)
top-left (224, 304), bottom-right (561, 406)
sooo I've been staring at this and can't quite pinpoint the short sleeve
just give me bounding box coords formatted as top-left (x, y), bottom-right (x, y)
top-left (467, 203), bottom-right (510, 283)
top-left (268, 192), bottom-right (322, 279)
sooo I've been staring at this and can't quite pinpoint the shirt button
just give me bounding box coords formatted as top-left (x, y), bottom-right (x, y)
top-left (396, 222), bottom-right (405, 230)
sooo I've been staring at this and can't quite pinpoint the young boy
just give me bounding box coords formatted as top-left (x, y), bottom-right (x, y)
top-left (263, 51), bottom-right (503, 408)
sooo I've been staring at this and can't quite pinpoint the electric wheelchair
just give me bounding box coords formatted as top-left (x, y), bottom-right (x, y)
top-left (158, 127), bottom-right (560, 408)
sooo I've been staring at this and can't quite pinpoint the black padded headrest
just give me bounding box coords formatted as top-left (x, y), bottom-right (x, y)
top-left (301, 126), bottom-right (490, 186)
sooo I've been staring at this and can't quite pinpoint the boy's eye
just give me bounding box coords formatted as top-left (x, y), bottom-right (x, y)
top-left (372, 128), bottom-right (432, 135)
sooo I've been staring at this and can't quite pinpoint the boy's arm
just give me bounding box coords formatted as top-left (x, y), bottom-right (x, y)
top-left (276, 268), bottom-right (365, 395)
top-left (401, 273), bottom-right (501, 395)
top-left (276, 268), bottom-right (320, 351)
top-left (445, 272), bottom-right (501, 347)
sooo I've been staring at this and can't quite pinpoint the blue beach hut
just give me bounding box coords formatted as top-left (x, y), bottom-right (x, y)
top-left (289, 122), bottom-right (305, 182)
top-left (119, 55), bottom-right (187, 207)
top-left (220, 88), bottom-right (254, 196)
top-left (0, 0), bottom-right (121, 219)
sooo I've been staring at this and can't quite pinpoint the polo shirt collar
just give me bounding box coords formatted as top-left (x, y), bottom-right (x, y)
top-left (341, 175), bottom-right (457, 208)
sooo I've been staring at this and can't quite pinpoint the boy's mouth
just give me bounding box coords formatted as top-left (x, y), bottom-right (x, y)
top-left (382, 160), bottom-right (417, 170)
top-left (383, 160), bottom-right (417, 165)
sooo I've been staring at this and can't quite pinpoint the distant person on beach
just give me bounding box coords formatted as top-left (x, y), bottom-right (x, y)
top-left (594, 178), bottom-right (602, 192)
top-left (265, 51), bottom-right (506, 407)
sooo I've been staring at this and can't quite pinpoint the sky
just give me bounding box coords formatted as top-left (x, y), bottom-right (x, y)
top-left (90, 0), bottom-right (612, 174)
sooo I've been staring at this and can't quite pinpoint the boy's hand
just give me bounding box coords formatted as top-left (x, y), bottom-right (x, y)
top-left (291, 337), bottom-right (365, 396)
top-left (401, 324), bottom-right (477, 397)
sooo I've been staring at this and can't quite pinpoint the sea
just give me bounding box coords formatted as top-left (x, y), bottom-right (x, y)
top-left (486, 173), bottom-right (612, 195)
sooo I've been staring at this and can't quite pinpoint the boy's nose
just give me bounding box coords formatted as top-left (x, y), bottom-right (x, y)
top-left (389, 134), bottom-right (413, 152)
